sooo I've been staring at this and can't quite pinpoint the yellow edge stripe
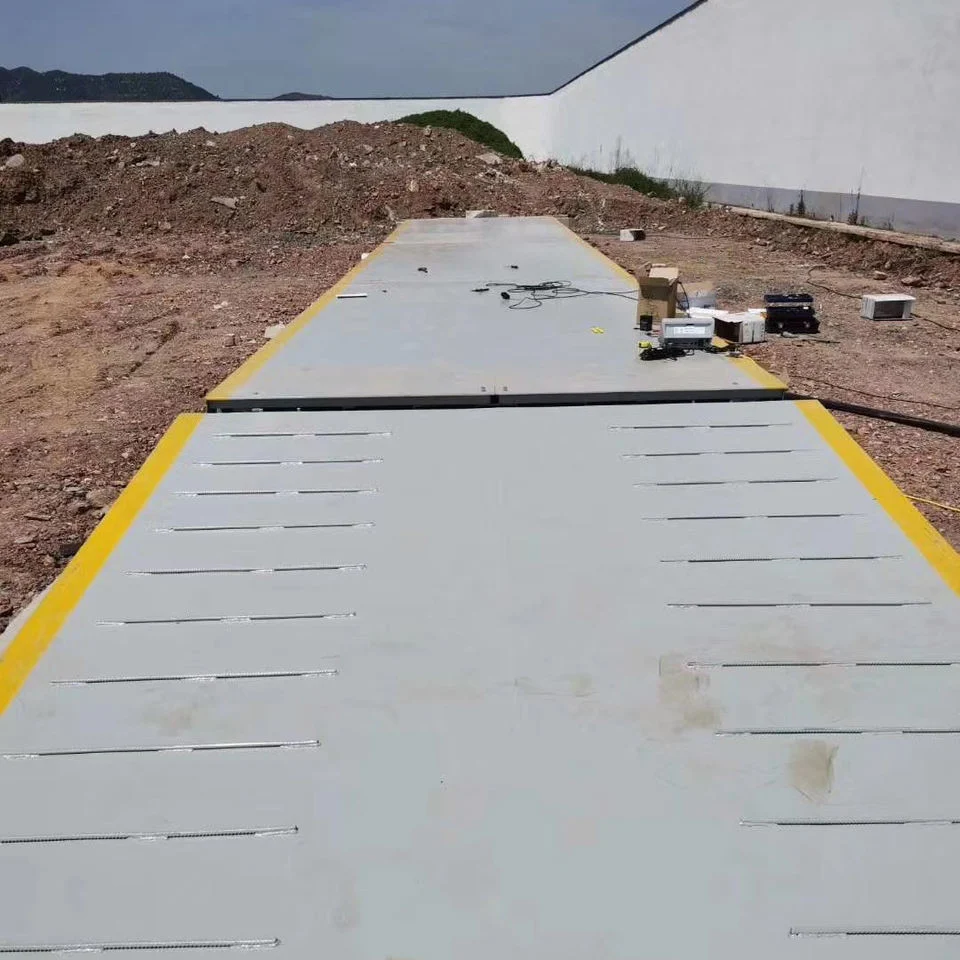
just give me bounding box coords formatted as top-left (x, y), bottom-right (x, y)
top-left (796, 399), bottom-right (960, 596)
top-left (729, 355), bottom-right (787, 391)
top-left (0, 414), bottom-right (203, 714)
top-left (551, 217), bottom-right (639, 287)
top-left (554, 220), bottom-right (784, 391)
top-left (207, 220), bottom-right (412, 403)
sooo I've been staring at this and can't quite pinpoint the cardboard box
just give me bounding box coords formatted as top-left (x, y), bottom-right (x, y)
top-left (637, 265), bottom-right (679, 322)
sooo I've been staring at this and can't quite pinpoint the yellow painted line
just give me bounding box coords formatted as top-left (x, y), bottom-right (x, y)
top-left (553, 219), bottom-right (784, 391)
top-left (0, 414), bottom-right (203, 714)
top-left (206, 221), bottom-right (411, 403)
top-left (797, 399), bottom-right (960, 596)
top-left (551, 217), bottom-right (638, 287)
top-left (729, 355), bottom-right (787, 391)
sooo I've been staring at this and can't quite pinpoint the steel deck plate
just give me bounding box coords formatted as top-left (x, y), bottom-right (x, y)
top-left (206, 217), bottom-right (784, 410)
top-left (2, 401), bottom-right (959, 957)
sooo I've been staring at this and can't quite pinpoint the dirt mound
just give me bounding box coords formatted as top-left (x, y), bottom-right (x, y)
top-left (5, 118), bottom-right (957, 288)
top-left (0, 121), bottom-right (665, 243)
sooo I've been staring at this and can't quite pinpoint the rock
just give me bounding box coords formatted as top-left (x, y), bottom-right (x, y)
top-left (224, 332), bottom-right (239, 347)
top-left (134, 158), bottom-right (161, 168)
top-left (465, 210), bottom-right (498, 219)
top-left (158, 220), bottom-right (173, 232)
top-left (85, 487), bottom-right (115, 509)
top-left (873, 270), bottom-right (888, 280)
top-left (205, 139), bottom-right (218, 148)
top-left (361, 144), bottom-right (374, 155)
top-left (619, 228), bottom-right (646, 241)
top-left (423, 126), bottom-right (432, 137)
top-left (14, 533), bottom-right (37, 545)
top-left (901, 275), bottom-right (924, 287)
top-left (67, 500), bottom-right (92, 517)
top-left (24, 512), bottom-right (52, 522)
top-left (4, 153), bottom-right (25, 169)
top-left (210, 196), bottom-right (238, 211)
top-left (159, 319), bottom-right (180, 343)
top-left (407, 179), bottom-right (419, 193)
top-left (263, 322), bottom-right (286, 340)
top-left (53, 539), bottom-right (82, 561)
top-left (0, 229), bottom-right (19, 247)
top-left (476, 152), bottom-right (502, 166)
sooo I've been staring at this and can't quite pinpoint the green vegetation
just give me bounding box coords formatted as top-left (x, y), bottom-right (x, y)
top-left (0, 66), bottom-right (216, 102)
top-left (395, 109), bottom-right (524, 159)
top-left (569, 165), bottom-right (674, 200)
top-left (672, 177), bottom-right (708, 209)
top-left (569, 164), bottom-right (708, 208)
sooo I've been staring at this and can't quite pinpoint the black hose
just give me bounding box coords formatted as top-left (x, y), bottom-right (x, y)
top-left (786, 393), bottom-right (960, 438)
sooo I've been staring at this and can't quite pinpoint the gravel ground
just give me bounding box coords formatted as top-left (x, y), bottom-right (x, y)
top-left (0, 234), bottom-right (363, 628)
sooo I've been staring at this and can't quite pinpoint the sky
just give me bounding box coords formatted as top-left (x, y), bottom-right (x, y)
top-left (0, 0), bottom-right (691, 99)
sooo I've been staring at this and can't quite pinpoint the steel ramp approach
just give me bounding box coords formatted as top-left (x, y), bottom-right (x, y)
top-left (206, 217), bottom-right (784, 410)
top-left (2, 400), bottom-right (960, 957)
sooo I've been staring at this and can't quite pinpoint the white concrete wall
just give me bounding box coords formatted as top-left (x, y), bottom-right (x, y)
top-left (0, 96), bottom-right (553, 160)
top-left (3, 0), bottom-right (959, 235)
top-left (549, 0), bottom-right (960, 229)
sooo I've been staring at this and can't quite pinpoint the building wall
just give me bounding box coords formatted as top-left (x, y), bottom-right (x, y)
top-left (3, 0), bottom-right (958, 237)
top-left (548, 0), bottom-right (960, 236)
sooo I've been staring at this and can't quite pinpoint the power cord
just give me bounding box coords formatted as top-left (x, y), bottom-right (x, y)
top-left (640, 344), bottom-right (688, 361)
top-left (788, 372), bottom-right (958, 412)
top-left (482, 280), bottom-right (640, 310)
top-left (908, 495), bottom-right (960, 516)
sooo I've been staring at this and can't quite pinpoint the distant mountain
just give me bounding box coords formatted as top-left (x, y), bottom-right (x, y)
top-left (0, 67), bottom-right (217, 102)
top-left (272, 92), bottom-right (332, 101)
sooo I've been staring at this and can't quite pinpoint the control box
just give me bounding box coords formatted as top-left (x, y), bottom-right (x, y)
top-left (660, 317), bottom-right (715, 350)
